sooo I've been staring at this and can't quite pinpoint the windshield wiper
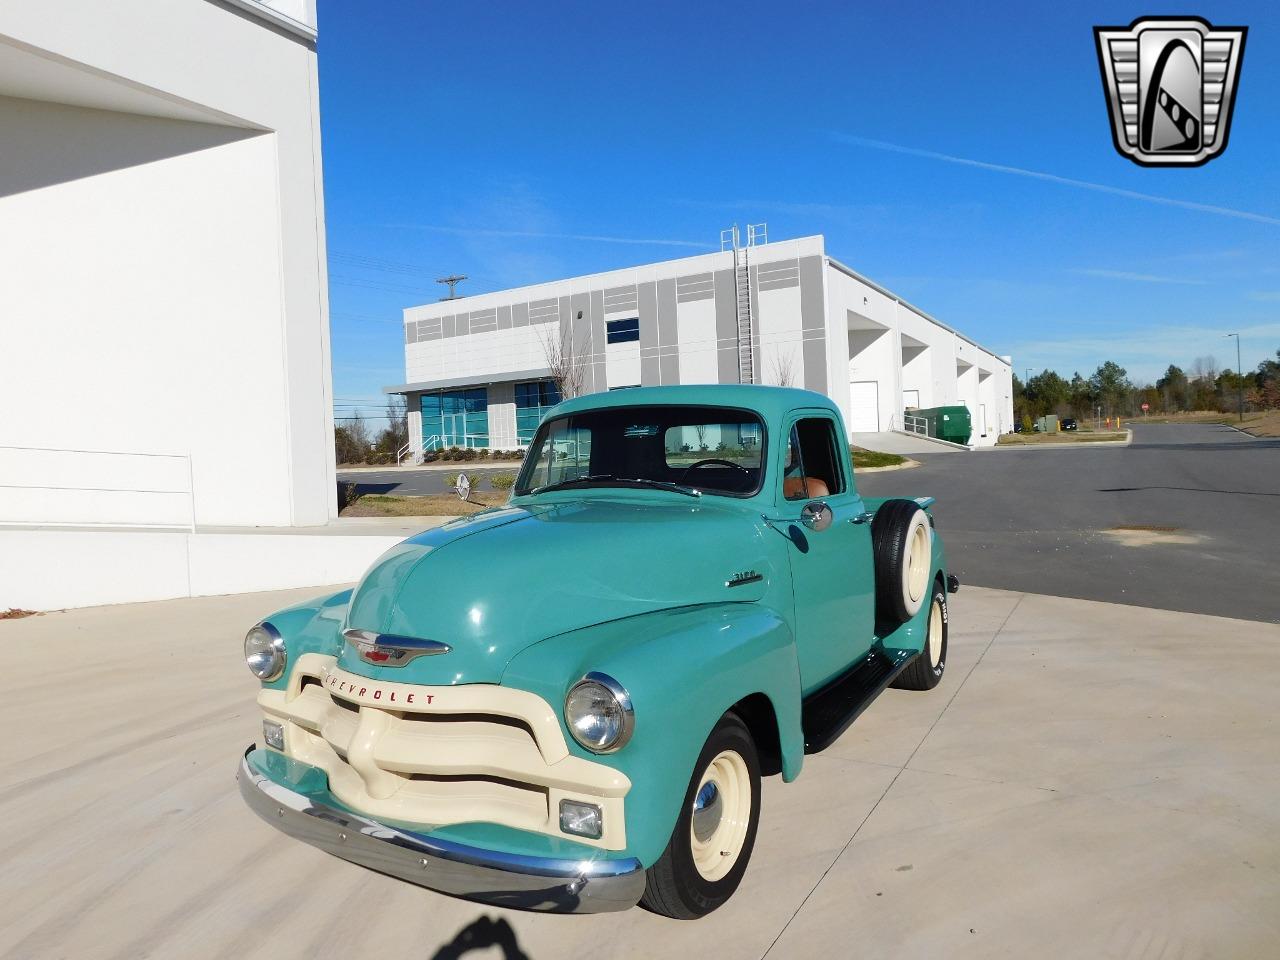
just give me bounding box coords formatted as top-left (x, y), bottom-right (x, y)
top-left (530, 475), bottom-right (701, 498)
top-left (615, 478), bottom-right (702, 498)
top-left (530, 474), bottom-right (618, 495)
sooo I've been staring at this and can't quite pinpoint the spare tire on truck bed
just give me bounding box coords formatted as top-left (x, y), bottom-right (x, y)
top-left (871, 498), bottom-right (932, 627)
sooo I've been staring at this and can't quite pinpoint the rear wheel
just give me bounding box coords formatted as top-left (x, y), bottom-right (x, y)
top-left (893, 581), bottom-right (948, 691)
top-left (640, 712), bottom-right (761, 919)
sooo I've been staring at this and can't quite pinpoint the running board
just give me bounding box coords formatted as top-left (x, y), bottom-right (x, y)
top-left (801, 647), bottom-right (918, 754)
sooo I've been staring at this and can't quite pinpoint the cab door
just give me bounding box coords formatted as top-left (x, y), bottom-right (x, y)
top-left (777, 413), bottom-right (877, 694)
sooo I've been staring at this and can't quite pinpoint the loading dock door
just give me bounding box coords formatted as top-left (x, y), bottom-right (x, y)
top-left (903, 389), bottom-right (920, 410)
top-left (848, 380), bottom-right (879, 432)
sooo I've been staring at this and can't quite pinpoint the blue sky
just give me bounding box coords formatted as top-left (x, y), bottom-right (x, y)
top-left (318, 1), bottom-right (1279, 421)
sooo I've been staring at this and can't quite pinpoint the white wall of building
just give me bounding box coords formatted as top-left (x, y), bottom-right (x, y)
top-left (826, 260), bottom-right (1013, 447)
top-left (394, 236), bottom-right (1012, 449)
top-left (0, 0), bottom-right (335, 529)
top-left (0, 528), bottom-right (404, 611)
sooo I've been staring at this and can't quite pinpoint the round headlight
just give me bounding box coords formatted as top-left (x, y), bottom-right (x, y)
top-left (244, 622), bottom-right (286, 681)
top-left (565, 673), bottom-right (634, 753)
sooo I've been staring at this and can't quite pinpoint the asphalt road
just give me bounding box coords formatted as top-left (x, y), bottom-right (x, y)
top-left (342, 423), bottom-right (1278, 623)
top-left (858, 423), bottom-right (1280, 623)
top-left (339, 464), bottom-right (518, 496)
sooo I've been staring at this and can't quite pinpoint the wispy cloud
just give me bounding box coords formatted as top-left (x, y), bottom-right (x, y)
top-left (1067, 268), bottom-right (1209, 286)
top-left (391, 223), bottom-right (713, 249)
top-left (830, 134), bottom-right (1280, 227)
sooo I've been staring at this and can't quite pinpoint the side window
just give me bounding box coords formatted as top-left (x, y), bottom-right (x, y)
top-left (783, 418), bottom-right (845, 500)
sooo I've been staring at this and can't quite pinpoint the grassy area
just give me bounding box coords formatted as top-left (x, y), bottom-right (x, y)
top-left (1136, 410), bottom-right (1238, 424)
top-left (1118, 410), bottom-right (1280, 437)
top-left (851, 447), bottom-right (907, 468)
top-left (340, 492), bottom-right (507, 517)
top-left (997, 431), bottom-right (1128, 445)
top-left (1240, 410), bottom-right (1280, 437)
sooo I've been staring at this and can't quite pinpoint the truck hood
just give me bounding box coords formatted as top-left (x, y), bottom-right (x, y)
top-left (340, 497), bottom-right (773, 684)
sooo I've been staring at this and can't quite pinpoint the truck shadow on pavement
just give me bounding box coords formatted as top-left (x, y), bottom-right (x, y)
top-left (430, 916), bottom-right (531, 960)
top-left (1098, 485), bottom-right (1280, 497)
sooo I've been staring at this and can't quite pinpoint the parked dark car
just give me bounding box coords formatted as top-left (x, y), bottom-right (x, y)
top-left (1061, 418), bottom-right (1078, 431)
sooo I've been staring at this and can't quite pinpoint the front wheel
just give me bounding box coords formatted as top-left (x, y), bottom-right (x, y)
top-left (640, 712), bottom-right (761, 919)
top-left (892, 582), bottom-right (948, 691)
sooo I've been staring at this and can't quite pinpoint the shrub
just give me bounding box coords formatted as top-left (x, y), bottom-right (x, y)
top-left (337, 480), bottom-right (361, 510)
top-left (489, 472), bottom-right (517, 491)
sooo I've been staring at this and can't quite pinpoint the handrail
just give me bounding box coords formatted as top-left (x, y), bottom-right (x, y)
top-left (902, 414), bottom-right (930, 437)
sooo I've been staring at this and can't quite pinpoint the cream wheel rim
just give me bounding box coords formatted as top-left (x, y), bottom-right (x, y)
top-left (928, 597), bottom-right (944, 668)
top-left (690, 750), bottom-right (751, 882)
top-left (906, 521), bottom-right (930, 605)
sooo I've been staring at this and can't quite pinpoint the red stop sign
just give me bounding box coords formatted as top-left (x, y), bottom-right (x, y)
top-left (1141, 402), bottom-right (1150, 411)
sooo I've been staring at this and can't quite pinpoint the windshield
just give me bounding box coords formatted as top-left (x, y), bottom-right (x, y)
top-left (514, 405), bottom-right (766, 498)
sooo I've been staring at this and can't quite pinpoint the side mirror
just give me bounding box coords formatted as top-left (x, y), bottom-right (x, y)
top-left (800, 501), bottom-right (833, 532)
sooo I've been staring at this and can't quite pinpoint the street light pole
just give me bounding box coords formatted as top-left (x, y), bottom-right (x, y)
top-left (1224, 333), bottom-right (1243, 422)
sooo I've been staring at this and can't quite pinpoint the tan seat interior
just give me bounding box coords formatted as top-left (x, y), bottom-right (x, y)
top-left (783, 476), bottom-right (830, 500)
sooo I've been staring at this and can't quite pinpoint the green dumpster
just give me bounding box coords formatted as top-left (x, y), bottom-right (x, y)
top-left (914, 405), bottom-right (972, 445)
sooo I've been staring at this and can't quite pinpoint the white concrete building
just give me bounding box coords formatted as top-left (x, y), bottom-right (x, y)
top-left (0, 1), bottom-right (403, 609)
top-left (390, 235), bottom-right (1013, 452)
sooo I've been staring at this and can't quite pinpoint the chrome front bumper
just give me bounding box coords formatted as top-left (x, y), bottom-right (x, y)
top-left (238, 747), bottom-right (646, 913)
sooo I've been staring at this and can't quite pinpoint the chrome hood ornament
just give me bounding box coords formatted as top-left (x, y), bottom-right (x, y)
top-left (342, 628), bottom-right (451, 667)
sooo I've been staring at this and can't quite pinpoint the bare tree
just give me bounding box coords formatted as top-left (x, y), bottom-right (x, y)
top-left (1192, 355), bottom-right (1218, 382)
top-left (335, 410), bottom-right (373, 464)
top-left (380, 395), bottom-right (408, 451)
top-left (537, 323), bottom-right (585, 399)
top-left (769, 349), bottom-right (797, 387)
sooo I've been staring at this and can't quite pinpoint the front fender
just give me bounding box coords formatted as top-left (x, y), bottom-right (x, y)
top-left (501, 603), bottom-right (803, 867)
top-left (255, 589), bottom-right (351, 692)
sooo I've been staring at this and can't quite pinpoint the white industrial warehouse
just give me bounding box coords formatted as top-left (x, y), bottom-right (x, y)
top-left (390, 233), bottom-right (1014, 453)
top-left (0, 0), bottom-right (406, 609)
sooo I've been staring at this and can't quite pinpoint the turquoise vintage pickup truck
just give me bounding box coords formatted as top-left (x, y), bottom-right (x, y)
top-left (238, 385), bottom-right (958, 918)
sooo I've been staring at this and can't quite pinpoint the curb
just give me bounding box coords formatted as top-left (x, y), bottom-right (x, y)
top-left (338, 462), bottom-right (522, 474)
top-left (856, 457), bottom-right (921, 473)
top-left (985, 429), bottom-right (1132, 450)
top-left (1221, 423), bottom-right (1265, 440)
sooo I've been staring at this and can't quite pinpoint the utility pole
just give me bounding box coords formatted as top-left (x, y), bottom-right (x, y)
top-left (1224, 332), bottom-right (1243, 422)
top-left (436, 275), bottom-right (467, 301)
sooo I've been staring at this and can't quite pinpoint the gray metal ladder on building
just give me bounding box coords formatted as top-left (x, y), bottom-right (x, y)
top-left (721, 223), bottom-right (767, 385)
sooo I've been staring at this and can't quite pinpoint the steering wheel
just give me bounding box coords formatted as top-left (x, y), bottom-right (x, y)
top-left (679, 458), bottom-right (752, 483)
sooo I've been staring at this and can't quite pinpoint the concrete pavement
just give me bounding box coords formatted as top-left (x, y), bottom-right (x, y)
top-left (3, 583), bottom-right (1277, 959)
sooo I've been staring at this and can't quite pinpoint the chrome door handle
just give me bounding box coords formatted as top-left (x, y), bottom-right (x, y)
top-left (849, 511), bottom-right (874, 525)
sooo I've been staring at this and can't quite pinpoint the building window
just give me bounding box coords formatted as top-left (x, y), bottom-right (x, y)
top-left (422, 388), bottom-right (488, 449)
top-left (606, 316), bottom-right (640, 344)
top-left (515, 380), bottom-right (562, 444)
